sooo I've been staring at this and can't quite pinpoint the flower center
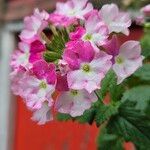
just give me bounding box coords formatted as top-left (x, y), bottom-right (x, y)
top-left (70, 90), bottom-right (78, 96)
top-left (82, 64), bottom-right (90, 72)
top-left (84, 34), bottom-right (92, 41)
top-left (39, 81), bottom-right (47, 89)
top-left (115, 56), bottom-right (124, 64)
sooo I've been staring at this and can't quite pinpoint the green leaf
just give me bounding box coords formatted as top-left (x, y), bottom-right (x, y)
top-left (76, 107), bottom-right (96, 124)
top-left (134, 64), bottom-right (150, 81)
top-left (95, 102), bottom-right (121, 126)
top-left (97, 70), bottom-right (115, 100)
top-left (57, 113), bottom-right (72, 121)
top-left (109, 77), bottom-right (125, 102)
top-left (107, 101), bottom-right (150, 147)
top-left (97, 127), bottom-right (124, 150)
top-left (122, 85), bottom-right (150, 110)
top-left (141, 33), bottom-right (150, 58)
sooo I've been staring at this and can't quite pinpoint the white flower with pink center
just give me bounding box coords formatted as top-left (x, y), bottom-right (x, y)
top-left (49, 0), bottom-right (93, 27)
top-left (55, 90), bottom-right (97, 117)
top-left (63, 41), bottom-right (112, 93)
top-left (100, 3), bottom-right (131, 35)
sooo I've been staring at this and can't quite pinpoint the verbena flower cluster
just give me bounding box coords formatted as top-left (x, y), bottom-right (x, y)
top-left (10, 0), bottom-right (144, 125)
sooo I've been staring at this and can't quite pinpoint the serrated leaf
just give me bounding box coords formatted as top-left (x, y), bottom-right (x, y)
top-left (122, 85), bottom-right (150, 110)
top-left (97, 70), bottom-right (115, 100)
top-left (109, 77), bottom-right (125, 102)
top-left (97, 127), bottom-right (124, 150)
top-left (107, 100), bottom-right (150, 147)
top-left (95, 102), bottom-right (120, 126)
top-left (134, 64), bottom-right (150, 81)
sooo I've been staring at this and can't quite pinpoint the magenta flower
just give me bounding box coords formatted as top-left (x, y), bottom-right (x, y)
top-left (29, 40), bottom-right (46, 63)
top-left (20, 9), bottom-right (49, 43)
top-left (55, 90), bottom-right (97, 117)
top-left (49, 0), bottom-right (93, 27)
top-left (100, 4), bottom-right (131, 35)
top-left (63, 41), bottom-right (112, 93)
top-left (70, 13), bottom-right (108, 52)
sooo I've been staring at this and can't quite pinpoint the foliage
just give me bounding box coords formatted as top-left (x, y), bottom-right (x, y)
top-left (134, 64), bottom-right (150, 81)
top-left (107, 101), bottom-right (150, 148)
top-left (97, 126), bottom-right (124, 150)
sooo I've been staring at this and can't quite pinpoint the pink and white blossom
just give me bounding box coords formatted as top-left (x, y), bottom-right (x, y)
top-left (55, 90), bottom-right (97, 117)
top-left (100, 3), bottom-right (131, 35)
top-left (49, 0), bottom-right (93, 27)
top-left (112, 41), bottom-right (144, 84)
top-left (31, 102), bottom-right (53, 125)
top-left (10, 42), bottom-right (31, 70)
top-left (141, 4), bottom-right (150, 17)
top-left (70, 13), bottom-right (108, 52)
top-left (63, 41), bottom-right (112, 93)
top-left (20, 9), bottom-right (49, 43)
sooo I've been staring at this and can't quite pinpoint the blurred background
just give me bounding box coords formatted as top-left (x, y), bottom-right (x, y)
top-left (0, 0), bottom-right (149, 150)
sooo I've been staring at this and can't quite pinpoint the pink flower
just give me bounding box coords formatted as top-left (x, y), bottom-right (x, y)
top-left (10, 42), bottom-right (31, 70)
top-left (49, 0), bottom-right (93, 27)
top-left (56, 74), bottom-right (69, 92)
top-left (13, 60), bottom-right (56, 110)
top-left (103, 35), bottom-right (120, 63)
top-left (141, 4), bottom-right (150, 17)
top-left (20, 9), bottom-right (49, 43)
top-left (10, 67), bottom-right (28, 96)
top-left (112, 41), bottom-right (144, 84)
top-left (31, 102), bottom-right (53, 125)
top-left (29, 40), bottom-right (46, 63)
top-left (70, 13), bottom-right (108, 52)
top-left (63, 41), bottom-right (112, 93)
top-left (100, 4), bottom-right (131, 35)
top-left (135, 15), bottom-right (145, 25)
top-left (55, 90), bottom-right (97, 117)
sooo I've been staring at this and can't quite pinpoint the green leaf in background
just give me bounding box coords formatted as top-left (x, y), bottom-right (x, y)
top-left (97, 126), bottom-right (124, 150)
top-left (141, 33), bottom-right (150, 59)
top-left (134, 64), bottom-right (150, 81)
top-left (95, 102), bottom-right (121, 127)
top-left (107, 101), bottom-right (150, 148)
top-left (122, 85), bottom-right (150, 110)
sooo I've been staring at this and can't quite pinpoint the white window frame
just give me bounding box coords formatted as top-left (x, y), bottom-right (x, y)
top-left (0, 22), bottom-right (23, 150)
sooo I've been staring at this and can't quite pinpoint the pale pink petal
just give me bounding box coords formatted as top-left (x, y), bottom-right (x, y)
top-left (119, 41), bottom-right (141, 59)
top-left (55, 90), bottom-right (97, 117)
top-left (31, 102), bottom-right (53, 125)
